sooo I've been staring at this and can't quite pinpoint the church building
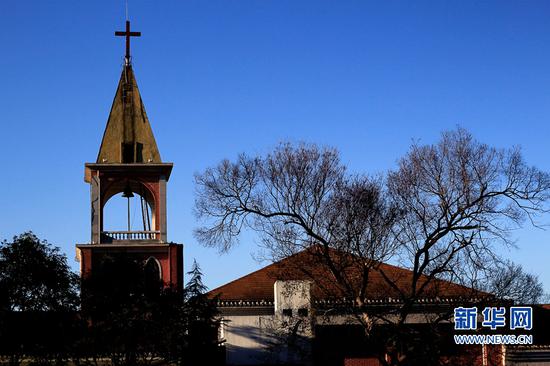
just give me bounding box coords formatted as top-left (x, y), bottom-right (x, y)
top-left (71, 18), bottom-right (550, 366)
top-left (75, 21), bottom-right (183, 289)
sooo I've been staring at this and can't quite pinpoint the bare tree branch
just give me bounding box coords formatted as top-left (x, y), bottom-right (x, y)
top-left (193, 130), bottom-right (550, 365)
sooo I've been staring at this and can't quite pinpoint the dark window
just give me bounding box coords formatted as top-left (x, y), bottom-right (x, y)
top-left (144, 257), bottom-right (161, 280)
top-left (135, 142), bottom-right (143, 163)
top-left (282, 309), bottom-right (292, 317)
top-left (298, 308), bottom-right (309, 317)
top-left (122, 143), bottom-right (134, 163)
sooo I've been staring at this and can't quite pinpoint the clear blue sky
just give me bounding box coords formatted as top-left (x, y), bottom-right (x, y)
top-left (1, 1), bottom-right (550, 294)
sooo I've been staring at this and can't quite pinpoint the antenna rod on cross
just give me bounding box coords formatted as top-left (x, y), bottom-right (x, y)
top-left (115, 20), bottom-right (141, 66)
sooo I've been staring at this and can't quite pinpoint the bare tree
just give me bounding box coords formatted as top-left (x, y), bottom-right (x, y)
top-left (481, 260), bottom-right (546, 304)
top-left (386, 128), bottom-right (549, 299)
top-left (195, 144), bottom-right (399, 312)
top-left (194, 129), bottom-right (550, 366)
top-left (380, 128), bottom-right (550, 364)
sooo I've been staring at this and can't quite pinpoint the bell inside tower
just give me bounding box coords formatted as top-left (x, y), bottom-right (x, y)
top-left (100, 179), bottom-right (159, 242)
top-left (103, 181), bottom-right (155, 237)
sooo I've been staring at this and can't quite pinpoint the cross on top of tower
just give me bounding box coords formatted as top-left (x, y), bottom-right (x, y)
top-left (115, 20), bottom-right (141, 65)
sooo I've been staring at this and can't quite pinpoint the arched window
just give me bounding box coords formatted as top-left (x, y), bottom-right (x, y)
top-left (144, 257), bottom-right (162, 281)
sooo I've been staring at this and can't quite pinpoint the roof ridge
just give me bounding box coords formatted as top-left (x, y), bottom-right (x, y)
top-left (208, 251), bottom-right (301, 295)
top-left (375, 261), bottom-right (489, 296)
top-left (208, 247), bottom-right (489, 301)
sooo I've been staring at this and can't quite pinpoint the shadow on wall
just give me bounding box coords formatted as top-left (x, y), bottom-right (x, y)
top-left (224, 320), bottom-right (311, 366)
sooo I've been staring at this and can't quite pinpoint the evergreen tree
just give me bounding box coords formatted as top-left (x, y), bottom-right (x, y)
top-left (183, 260), bottom-right (222, 366)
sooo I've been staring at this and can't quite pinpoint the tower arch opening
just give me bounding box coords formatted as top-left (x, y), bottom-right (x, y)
top-left (100, 179), bottom-right (158, 241)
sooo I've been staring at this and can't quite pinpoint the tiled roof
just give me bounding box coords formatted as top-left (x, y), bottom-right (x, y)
top-left (208, 247), bottom-right (484, 303)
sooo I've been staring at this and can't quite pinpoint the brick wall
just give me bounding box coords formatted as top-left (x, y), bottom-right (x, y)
top-left (344, 358), bottom-right (381, 366)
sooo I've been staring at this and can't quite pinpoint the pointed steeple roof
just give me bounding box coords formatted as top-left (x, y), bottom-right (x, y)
top-left (96, 65), bottom-right (161, 164)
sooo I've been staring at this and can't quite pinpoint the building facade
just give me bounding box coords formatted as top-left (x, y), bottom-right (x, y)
top-left (210, 249), bottom-right (550, 366)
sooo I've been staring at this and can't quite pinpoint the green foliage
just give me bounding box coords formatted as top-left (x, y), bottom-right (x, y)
top-left (0, 233), bottom-right (223, 365)
top-left (182, 260), bottom-right (222, 365)
top-left (0, 232), bottom-right (79, 312)
top-left (186, 260), bottom-right (208, 297)
top-left (0, 232), bottom-right (81, 365)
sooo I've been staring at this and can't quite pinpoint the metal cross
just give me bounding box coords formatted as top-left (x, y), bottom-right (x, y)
top-left (115, 21), bottom-right (141, 64)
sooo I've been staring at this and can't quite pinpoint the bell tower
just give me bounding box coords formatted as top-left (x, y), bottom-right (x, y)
top-left (76, 20), bottom-right (183, 289)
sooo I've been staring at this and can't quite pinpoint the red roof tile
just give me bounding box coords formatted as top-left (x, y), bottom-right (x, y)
top-left (209, 247), bottom-right (482, 302)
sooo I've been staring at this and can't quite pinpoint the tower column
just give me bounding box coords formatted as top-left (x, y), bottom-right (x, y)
top-left (159, 176), bottom-right (167, 242)
top-left (91, 173), bottom-right (101, 244)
